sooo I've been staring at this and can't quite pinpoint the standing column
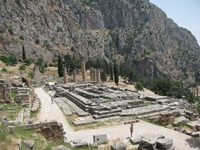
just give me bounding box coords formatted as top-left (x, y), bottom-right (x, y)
top-left (90, 67), bottom-right (93, 82)
top-left (93, 69), bottom-right (97, 82)
top-left (82, 60), bottom-right (86, 82)
top-left (97, 69), bottom-right (101, 83)
top-left (34, 64), bottom-right (41, 87)
top-left (73, 70), bottom-right (77, 83)
top-left (64, 67), bottom-right (68, 84)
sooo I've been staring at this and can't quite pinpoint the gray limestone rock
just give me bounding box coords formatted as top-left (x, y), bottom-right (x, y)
top-left (23, 140), bottom-right (35, 149)
top-left (0, 105), bottom-right (4, 111)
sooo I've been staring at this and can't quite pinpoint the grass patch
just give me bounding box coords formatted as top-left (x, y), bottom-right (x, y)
top-left (13, 127), bottom-right (47, 150)
top-left (11, 90), bottom-right (17, 100)
top-left (0, 103), bottom-right (23, 120)
top-left (30, 108), bottom-right (40, 119)
top-left (0, 125), bottom-right (12, 150)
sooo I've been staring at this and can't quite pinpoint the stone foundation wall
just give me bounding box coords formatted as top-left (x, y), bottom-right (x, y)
top-left (9, 121), bottom-right (64, 141)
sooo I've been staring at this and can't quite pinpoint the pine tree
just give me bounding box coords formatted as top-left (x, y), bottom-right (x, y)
top-left (114, 61), bottom-right (119, 86)
top-left (22, 45), bottom-right (26, 61)
top-left (58, 55), bottom-right (64, 77)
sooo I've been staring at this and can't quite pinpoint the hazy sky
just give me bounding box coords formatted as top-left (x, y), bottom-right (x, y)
top-left (149, 0), bottom-right (200, 46)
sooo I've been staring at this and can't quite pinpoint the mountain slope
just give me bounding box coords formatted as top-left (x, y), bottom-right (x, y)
top-left (0, 0), bottom-right (200, 81)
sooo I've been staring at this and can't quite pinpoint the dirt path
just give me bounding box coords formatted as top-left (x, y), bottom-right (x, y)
top-left (35, 88), bottom-right (200, 150)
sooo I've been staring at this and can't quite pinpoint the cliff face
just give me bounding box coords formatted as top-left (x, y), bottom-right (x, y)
top-left (0, 0), bottom-right (200, 80)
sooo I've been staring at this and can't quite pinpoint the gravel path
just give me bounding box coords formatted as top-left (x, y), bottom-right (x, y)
top-left (35, 88), bottom-right (200, 150)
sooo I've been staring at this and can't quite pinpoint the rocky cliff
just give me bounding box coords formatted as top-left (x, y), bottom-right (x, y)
top-left (0, 0), bottom-right (200, 81)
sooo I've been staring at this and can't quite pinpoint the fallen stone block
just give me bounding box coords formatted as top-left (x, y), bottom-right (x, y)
top-left (23, 140), bottom-right (35, 149)
top-left (156, 138), bottom-right (173, 150)
top-left (72, 139), bottom-right (88, 148)
top-left (137, 137), bottom-right (157, 150)
top-left (93, 134), bottom-right (107, 144)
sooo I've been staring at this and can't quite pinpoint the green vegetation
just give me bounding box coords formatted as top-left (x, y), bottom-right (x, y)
top-left (19, 36), bottom-right (25, 41)
top-left (0, 103), bottom-right (24, 120)
top-left (11, 90), bottom-right (17, 100)
top-left (24, 58), bottom-right (32, 66)
top-left (36, 57), bottom-right (45, 73)
top-left (114, 61), bottom-right (119, 86)
top-left (19, 64), bottom-right (26, 74)
top-left (22, 45), bottom-right (26, 60)
top-left (28, 71), bottom-right (34, 79)
top-left (135, 81), bottom-right (144, 91)
top-left (58, 54), bottom-right (64, 77)
top-left (1, 67), bottom-right (7, 73)
top-left (101, 70), bottom-right (107, 82)
top-left (0, 55), bottom-right (17, 66)
top-left (64, 54), bottom-right (81, 72)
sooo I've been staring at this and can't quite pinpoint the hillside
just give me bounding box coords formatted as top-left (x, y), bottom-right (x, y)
top-left (0, 0), bottom-right (200, 81)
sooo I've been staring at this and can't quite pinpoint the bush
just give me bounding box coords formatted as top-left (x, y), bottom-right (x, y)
top-left (1, 68), bottom-right (7, 73)
top-left (28, 71), bottom-right (34, 79)
top-left (135, 81), bottom-right (144, 91)
top-left (0, 55), bottom-right (17, 66)
top-left (19, 36), bottom-right (24, 40)
top-left (24, 58), bottom-right (32, 66)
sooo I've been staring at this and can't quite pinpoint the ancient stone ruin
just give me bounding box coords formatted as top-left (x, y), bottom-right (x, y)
top-left (0, 79), bottom-right (12, 102)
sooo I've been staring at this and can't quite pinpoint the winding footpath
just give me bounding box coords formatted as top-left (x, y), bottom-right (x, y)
top-left (34, 88), bottom-right (200, 150)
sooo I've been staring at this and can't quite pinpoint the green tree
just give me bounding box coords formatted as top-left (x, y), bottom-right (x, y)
top-left (19, 64), bottom-right (26, 74)
top-left (22, 45), bottom-right (26, 60)
top-left (24, 58), bottom-right (32, 66)
top-left (129, 70), bottom-right (140, 82)
top-left (101, 70), bottom-right (107, 82)
top-left (114, 61), bottom-right (119, 86)
top-left (36, 57), bottom-right (45, 73)
top-left (135, 82), bottom-right (144, 91)
top-left (58, 54), bottom-right (64, 77)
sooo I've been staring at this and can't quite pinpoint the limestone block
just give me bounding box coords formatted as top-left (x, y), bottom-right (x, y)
top-left (93, 134), bottom-right (107, 144)
top-left (23, 140), bottom-right (35, 149)
top-left (156, 138), bottom-right (173, 150)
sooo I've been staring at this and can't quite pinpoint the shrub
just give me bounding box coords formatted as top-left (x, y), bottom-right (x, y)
top-left (1, 67), bottom-right (7, 73)
top-left (28, 71), bottom-right (34, 79)
top-left (19, 36), bottom-right (24, 40)
top-left (0, 55), bottom-right (17, 66)
top-left (24, 58), bottom-right (32, 66)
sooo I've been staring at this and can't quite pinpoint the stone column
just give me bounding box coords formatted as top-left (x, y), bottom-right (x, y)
top-left (90, 67), bottom-right (93, 82)
top-left (64, 67), bottom-right (68, 84)
top-left (93, 69), bottom-right (97, 82)
top-left (82, 60), bottom-right (86, 82)
top-left (73, 70), bottom-right (77, 83)
top-left (34, 64), bottom-right (41, 87)
top-left (97, 69), bottom-right (101, 83)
